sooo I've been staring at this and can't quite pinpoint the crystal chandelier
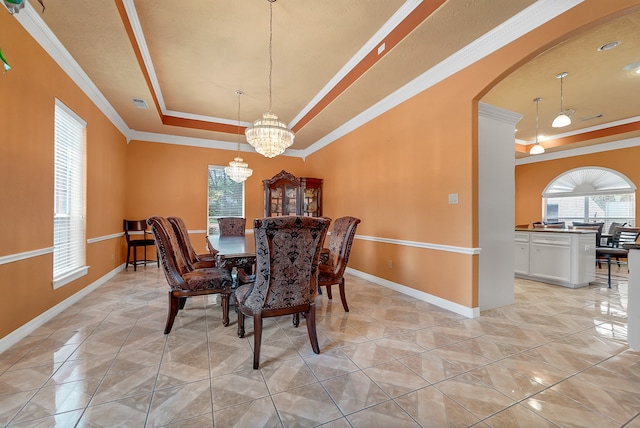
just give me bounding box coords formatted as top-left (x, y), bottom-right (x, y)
top-left (245, 0), bottom-right (294, 158)
top-left (225, 90), bottom-right (253, 183)
top-left (529, 97), bottom-right (545, 155)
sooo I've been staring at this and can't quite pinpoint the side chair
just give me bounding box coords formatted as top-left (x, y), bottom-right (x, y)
top-left (318, 216), bottom-right (361, 312)
top-left (147, 216), bottom-right (233, 334)
top-left (235, 216), bottom-right (330, 369)
top-left (168, 216), bottom-right (217, 269)
top-left (217, 217), bottom-right (246, 236)
top-left (123, 219), bottom-right (158, 271)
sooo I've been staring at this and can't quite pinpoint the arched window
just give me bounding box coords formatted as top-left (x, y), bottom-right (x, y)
top-left (543, 167), bottom-right (636, 230)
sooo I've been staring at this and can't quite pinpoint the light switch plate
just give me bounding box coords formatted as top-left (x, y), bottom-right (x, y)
top-left (448, 193), bottom-right (459, 204)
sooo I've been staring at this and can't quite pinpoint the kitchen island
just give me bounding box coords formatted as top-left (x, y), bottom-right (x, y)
top-left (515, 227), bottom-right (597, 288)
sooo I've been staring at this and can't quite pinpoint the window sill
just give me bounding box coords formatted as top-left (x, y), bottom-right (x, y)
top-left (53, 266), bottom-right (89, 289)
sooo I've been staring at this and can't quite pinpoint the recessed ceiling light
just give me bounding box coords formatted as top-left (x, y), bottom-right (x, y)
top-left (131, 98), bottom-right (149, 109)
top-left (598, 41), bottom-right (620, 51)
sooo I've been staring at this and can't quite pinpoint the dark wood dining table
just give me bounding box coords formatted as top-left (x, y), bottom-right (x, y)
top-left (207, 234), bottom-right (256, 269)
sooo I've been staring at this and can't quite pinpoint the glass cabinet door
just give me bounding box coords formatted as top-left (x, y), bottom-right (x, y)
top-left (300, 177), bottom-right (322, 217)
top-left (269, 187), bottom-right (283, 216)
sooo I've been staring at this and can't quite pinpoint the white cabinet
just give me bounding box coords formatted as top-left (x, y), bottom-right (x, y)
top-left (515, 230), bottom-right (595, 288)
top-left (514, 232), bottom-right (530, 276)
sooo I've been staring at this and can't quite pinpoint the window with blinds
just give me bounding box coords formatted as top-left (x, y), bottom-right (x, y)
top-left (207, 166), bottom-right (244, 235)
top-left (53, 100), bottom-right (87, 288)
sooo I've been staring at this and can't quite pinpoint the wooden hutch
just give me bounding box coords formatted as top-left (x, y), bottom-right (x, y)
top-left (263, 170), bottom-right (322, 217)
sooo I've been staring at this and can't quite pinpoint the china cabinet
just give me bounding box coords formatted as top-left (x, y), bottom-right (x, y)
top-left (263, 170), bottom-right (322, 217)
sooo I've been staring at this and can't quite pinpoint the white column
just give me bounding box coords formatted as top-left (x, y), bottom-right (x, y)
top-left (628, 249), bottom-right (640, 350)
top-left (478, 103), bottom-right (522, 311)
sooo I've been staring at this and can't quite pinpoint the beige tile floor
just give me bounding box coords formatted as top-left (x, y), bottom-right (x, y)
top-left (1, 266), bottom-right (639, 427)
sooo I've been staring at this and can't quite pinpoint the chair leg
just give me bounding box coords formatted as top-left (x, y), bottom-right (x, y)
top-left (237, 310), bottom-right (245, 338)
top-left (164, 291), bottom-right (180, 334)
top-left (326, 285), bottom-right (333, 300)
top-left (607, 255), bottom-right (612, 289)
top-left (221, 294), bottom-right (230, 327)
top-left (178, 297), bottom-right (187, 309)
top-left (126, 245), bottom-right (131, 270)
top-left (253, 314), bottom-right (263, 369)
top-left (338, 278), bottom-right (349, 312)
top-left (133, 246), bottom-right (138, 271)
top-left (305, 304), bottom-right (320, 354)
top-left (293, 313), bottom-right (299, 327)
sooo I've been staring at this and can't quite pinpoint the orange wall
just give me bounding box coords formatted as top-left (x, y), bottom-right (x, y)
top-left (0, 10), bottom-right (128, 339)
top-left (516, 146), bottom-right (640, 225)
top-left (305, 0), bottom-right (640, 308)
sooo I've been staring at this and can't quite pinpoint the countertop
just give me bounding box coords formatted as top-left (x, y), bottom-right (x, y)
top-left (515, 227), bottom-right (597, 234)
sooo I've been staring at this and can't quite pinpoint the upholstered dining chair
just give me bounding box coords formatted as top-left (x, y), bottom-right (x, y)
top-left (217, 217), bottom-right (246, 236)
top-left (167, 216), bottom-right (217, 269)
top-left (123, 219), bottom-right (158, 271)
top-left (318, 216), bottom-right (361, 312)
top-left (147, 216), bottom-right (233, 334)
top-left (235, 216), bottom-right (330, 369)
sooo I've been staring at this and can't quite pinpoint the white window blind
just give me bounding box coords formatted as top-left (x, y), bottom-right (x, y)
top-left (53, 100), bottom-right (87, 287)
top-left (207, 166), bottom-right (244, 234)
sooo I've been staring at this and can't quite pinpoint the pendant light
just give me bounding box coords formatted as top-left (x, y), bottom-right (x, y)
top-left (245, 0), bottom-right (294, 158)
top-left (551, 72), bottom-right (571, 128)
top-left (529, 97), bottom-right (545, 155)
top-left (224, 90), bottom-right (253, 183)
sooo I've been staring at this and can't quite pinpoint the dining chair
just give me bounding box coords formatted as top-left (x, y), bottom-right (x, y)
top-left (167, 216), bottom-right (217, 269)
top-left (147, 216), bottom-right (233, 333)
top-left (235, 216), bottom-right (330, 369)
top-left (596, 226), bottom-right (640, 288)
top-left (318, 216), bottom-right (361, 312)
top-left (217, 217), bottom-right (246, 236)
top-left (123, 219), bottom-right (158, 271)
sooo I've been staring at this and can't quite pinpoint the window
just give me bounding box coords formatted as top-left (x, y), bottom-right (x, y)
top-left (207, 166), bottom-right (244, 234)
top-left (543, 167), bottom-right (636, 231)
top-left (53, 100), bottom-right (87, 288)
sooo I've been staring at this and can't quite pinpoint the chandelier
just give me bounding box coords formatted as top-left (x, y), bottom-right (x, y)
top-left (225, 90), bottom-right (253, 183)
top-left (245, 0), bottom-right (294, 158)
top-left (529, 97), bottom-right (545, 155)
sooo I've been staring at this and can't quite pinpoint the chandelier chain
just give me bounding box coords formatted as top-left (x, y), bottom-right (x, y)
top-left (268, 0), bottom-right (273, 112)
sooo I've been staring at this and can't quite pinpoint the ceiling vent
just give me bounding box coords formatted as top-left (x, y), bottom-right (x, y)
top-left (131, 98), bottom-right (149, 109)
top-left (581, 113), bottom-right (604, 121)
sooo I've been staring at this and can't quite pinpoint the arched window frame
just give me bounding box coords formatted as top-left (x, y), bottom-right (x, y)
top-left (542, 167), bottom-right (636, 230)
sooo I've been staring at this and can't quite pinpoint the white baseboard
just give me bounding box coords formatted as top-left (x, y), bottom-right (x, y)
top-left (0, 264), bottom-right (126, 353)
top-left (346, 268), bottom-right (480, 318)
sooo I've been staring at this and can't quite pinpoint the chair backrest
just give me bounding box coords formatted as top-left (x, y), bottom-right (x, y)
top-left (610, 227), bottom-right (640, 248)
top-left (147, 216), bottom-right (192, 290)
top-left (123, 219), bottom-right (148, 243)
top-left (607, 221), bottom-right (626, 235)
top-left (241, 216), bottom-right (330, 311)
top-left (326, 216), bottom-right (361, 277)
top-left (572, 222), bottom-right (604, 245)
top-left (167, 216), bottom-right (199, 266)
top-left (218, 217), bottom-right (246, 236)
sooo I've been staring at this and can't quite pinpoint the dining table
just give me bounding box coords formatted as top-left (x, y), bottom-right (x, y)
top-left (207, 233), bottom-right (256, 270)
top-left (207, 232), bottom-right (330, 285)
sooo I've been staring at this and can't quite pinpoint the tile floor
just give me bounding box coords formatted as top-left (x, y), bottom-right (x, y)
top-left (0, 266), bottom-right (639, 427)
